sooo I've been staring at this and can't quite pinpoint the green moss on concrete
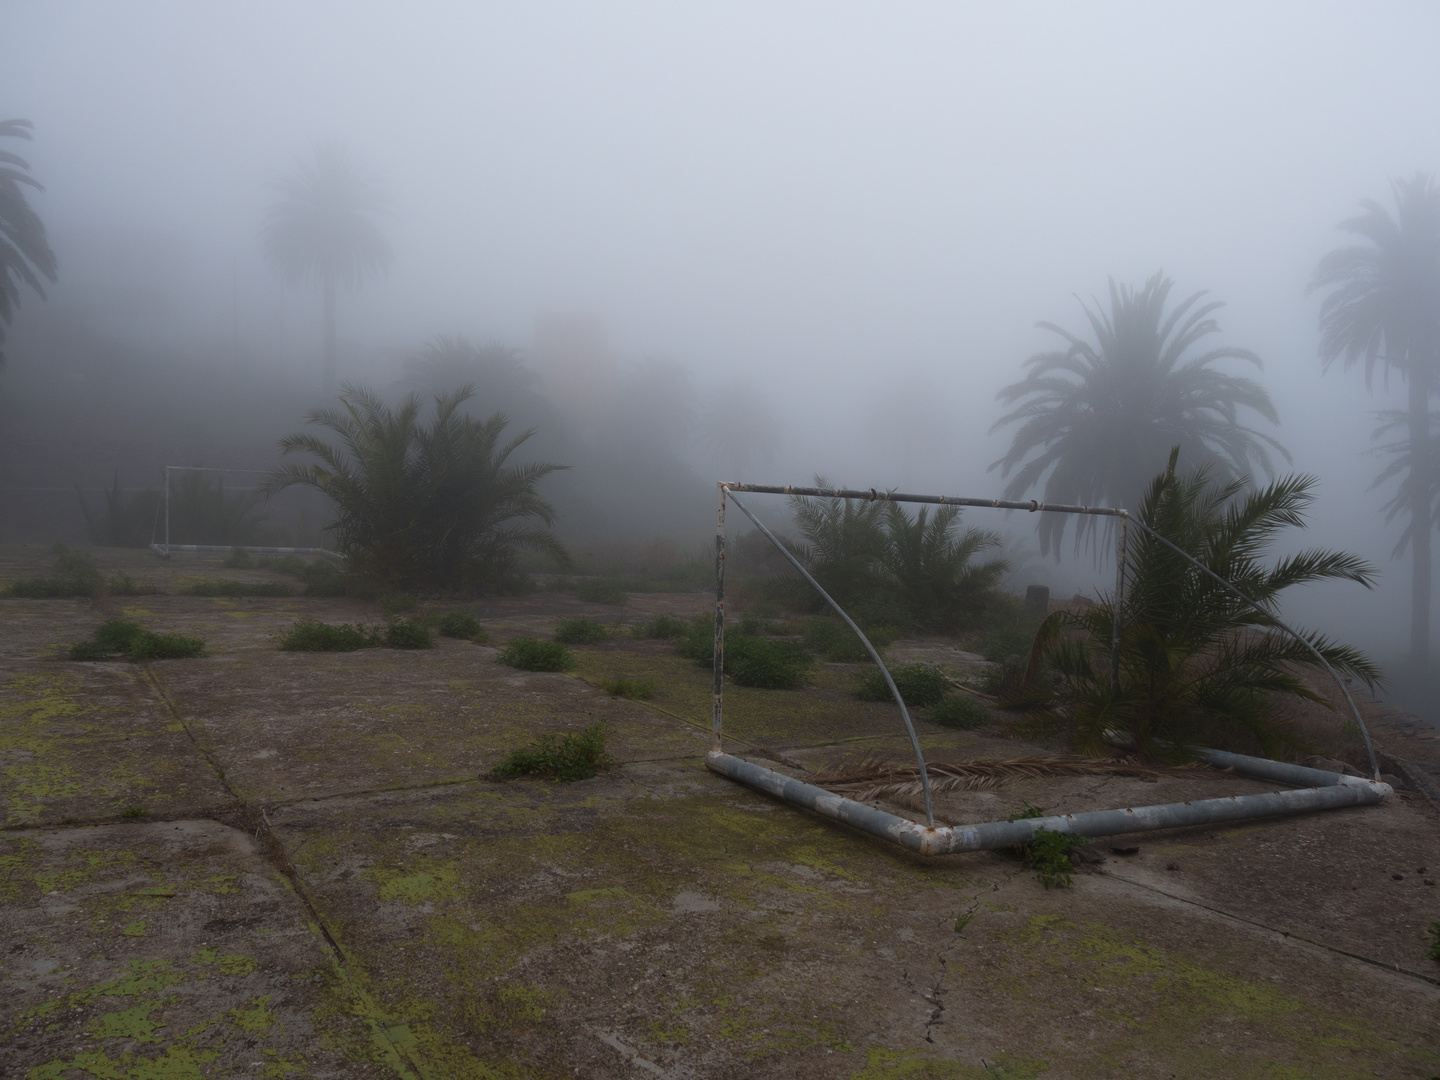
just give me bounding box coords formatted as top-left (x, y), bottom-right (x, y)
top-left (849, 1048), bottom-right (1049, 1079)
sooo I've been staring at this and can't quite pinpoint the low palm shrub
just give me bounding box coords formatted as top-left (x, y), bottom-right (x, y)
top-left (269, 385), bottom-right (568, 591)
top-left (498, 637), bottom-right (573, 672)
top-left (554, 617), bottom-right (609, 644)
top-left (1007, 453), bottom-right (1380, 761)
top-left (855, 662), bottom-right (951, 707)
top-left (491, 723), bottom-right (613, 781)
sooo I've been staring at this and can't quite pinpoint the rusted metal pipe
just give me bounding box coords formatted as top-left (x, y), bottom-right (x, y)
top-left (724, 483), bottom-right (1126, 518)
top-left (713, 483), bottom-right (727, 751)
top-left (705, 750), bottom-right (1391, 857)
top-left (722, 489), bottom-right (936, 826)
top-left (148, 544), bottom-right (344, 562)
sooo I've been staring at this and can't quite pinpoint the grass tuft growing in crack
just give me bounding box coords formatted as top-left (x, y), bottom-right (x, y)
top-left (491, 722), bottom-right (614, 782)
top-left (1008, 802), bottom-right (1086, 890)
top-left (599, 676), bottom-right (656, 700)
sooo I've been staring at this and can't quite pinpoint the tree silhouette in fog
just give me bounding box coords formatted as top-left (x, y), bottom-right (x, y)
top-left (268, 384), bottom-right (568, 590)
top-left (990, 273), bottom-right (1286, 556)
top-left (0, 119), bottom-right (58, 365)
top-left (1312, 173), bottom-right (1440, 670)
top-left (262, 142), bottom-right (391, 394)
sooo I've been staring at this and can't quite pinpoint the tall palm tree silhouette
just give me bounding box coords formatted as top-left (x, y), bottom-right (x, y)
top-left (0, 119), bottom-right (58, 365)
top-left (262, 142), bottom-right (391, 394)
top-left (1312, 173), bottom-right (1440, 669)
top-left (991, 273), bottom-right (1286, 556)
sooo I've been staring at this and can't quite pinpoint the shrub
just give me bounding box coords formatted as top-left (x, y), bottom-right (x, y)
top-left (279, 618), bottom-right (381, 652)
top-left (800, 616), bottom-right (896, 662)
top-left (855, 662), bottom-right (951, 708)
top-left (725, 635), bottom-right (812, 689)
top-left (632, 614), bottom-right (687, 639)
top-left (674, 614), bottom-right (715, 662)
top-left (554, 617), bottom-right (610, 644)
top-left (385, 619), bottom-right (435, 649)
top-left (1008, 453), bottom-right (1380, 762)
top-left (599, 677), bottom-right (656, 700)
top-left (127, 632), bottom-right (208, 661)
top-left (183, 579), bottom-right (295, 598)
top-left (498, 637), bottom-right (573, 672)
top-left (69, 619), bottom-right (206, 662)
top-left (379, 591), bottom-right (417, 616)
top-left (491, 722), bottom-right (614, 782)
top-left (223, 549), bottom-right (255, 569)
top-left (434, 610), bottom-right (488, 642)
top-left (928, 694), bottom-right (991, 729)
top-left (576, 578), bottom-right (627, 605)
top-left (269, 384), bottom-right (569, 591)
top-left (10, 545), bottom-right (103, 597)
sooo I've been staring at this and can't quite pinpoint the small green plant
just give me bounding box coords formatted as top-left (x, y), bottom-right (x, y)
top-left (278, 618), bottom-right (382, 652)
top-left (498, 637), bottom-right (574, 672)
top-left (555, 617), bottom-right (610, 644)
top-left (1005, 803), bottom-right (1084, 889)
top-left (854, 662), bottom-right (951, 707)
top-left (385, 618), bottom-right (435, 649)
top-left (491, 722), bottom-right (614, 781)
top-left (724, 635), bottom-right (813, 689)
top-left (599, 677), bottom-right (656, 700)
top-left (1428, 922), bottom-right (1440, 964)
top-left (183, 579), bottom-right (295, 598)
top-left (433, 610), bottom-right (489, 642)
top-left (223, 548), bottom-right (255, 569)
top-left (674, 614), bottom-right (714, 661)
top-left (576, 578), bottom-right (627, 605)
top-left (120, 805), bottom-right (146, 819)
top-left (68, 618), bottom-right (206, 662)
top-left (632, 614), bottom-right (687, 639)
top-left (928, 694), bottom-right (991, 729)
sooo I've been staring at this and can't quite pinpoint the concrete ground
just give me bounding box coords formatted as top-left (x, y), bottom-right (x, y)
top-left (2, 546), bottom-right (1438, 1079)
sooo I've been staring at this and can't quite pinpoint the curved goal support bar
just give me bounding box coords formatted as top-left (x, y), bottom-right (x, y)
top-left (705, 750), bottom-right (1390, 858)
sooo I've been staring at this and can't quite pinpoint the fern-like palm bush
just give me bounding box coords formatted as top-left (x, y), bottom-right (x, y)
top-left (269, 384), bottom-right (569, 591)
top-left (787, 479), bottom-right (1008, 631)
top-left (1009, 452), bottom-right (1379, 761)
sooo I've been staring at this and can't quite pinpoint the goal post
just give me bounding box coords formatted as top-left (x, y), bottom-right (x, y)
top-left (148, 465), bottom-right (343, 563)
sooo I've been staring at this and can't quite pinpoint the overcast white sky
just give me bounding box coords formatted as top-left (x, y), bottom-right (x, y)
top-left (5, 2), bottom-right (1440, 655)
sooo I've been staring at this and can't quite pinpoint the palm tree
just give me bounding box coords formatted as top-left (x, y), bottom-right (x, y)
top-left (262, 142), bottom-right (392, 394)
top-left (268, 383), bottom-right (568, 590)
top-left (1012, 452), bottom-right (1379, 761)
top-left (991, 273), bottom-right (1287, 556)
top-left (0, 119), bottom-right (58, 365)
top-left (1311, 174), bottom-right (1440, 670)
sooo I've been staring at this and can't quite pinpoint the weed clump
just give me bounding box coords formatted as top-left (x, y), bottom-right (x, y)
top-left (498, 637), bottom-right (574, 672)
top-left (385, 618), bottom-right (435, 649)
top-left (800, 616), bottom-right (896, 662)
top-left (725, 635), bottom-right (812, 689)
top-left (491, 722), bottom-right (613, 781)
top-left (854, 662), bottom-right (951, 707)
top-left (576, 578), bottom-right (627, 605)
top-left (554, 617), bottom-right (609, 644)
top-left (632, 614), bottom-right (687, 639)
top-left (69, 619), bottom-right (207, 662)
top-left (927, 694), bottom-right (991, 729)
top-left (599, 677), bottom-right (656, 700)
top-left (1007, 803), bottom-right (1085, 889)
top-left (278, 618), bottom-right (381, 652)
top-left (183, 579), bottom-right (295, 598)
top-left (432, 610), bottom-right (489, 642)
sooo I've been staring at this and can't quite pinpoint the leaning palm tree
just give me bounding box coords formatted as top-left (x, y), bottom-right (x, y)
top-left (1311, 173), bottom-right (1440, 670)
top-left (1010, 451), bottom-right (1379, 762)
top-left (991, 273), bottom-right (1287, 556)
top-left (269, 384), bottom-right (569, 590)
top-left (0, 119), bottom-right (58, 365)
top-left (262, 142), bottom-right (392, 393)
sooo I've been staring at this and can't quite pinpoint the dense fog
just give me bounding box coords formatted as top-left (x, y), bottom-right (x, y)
top-left (4, 3), bottom-right (1440, 710)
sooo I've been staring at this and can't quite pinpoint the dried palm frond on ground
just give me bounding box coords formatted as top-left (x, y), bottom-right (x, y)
top-left (807, 750), bottom-right (1208, 804)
